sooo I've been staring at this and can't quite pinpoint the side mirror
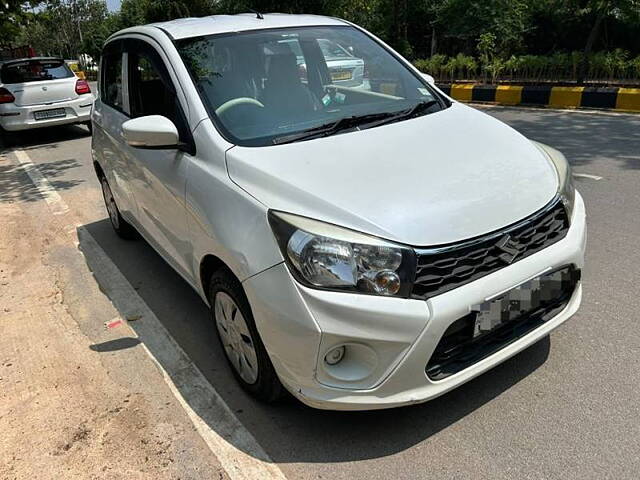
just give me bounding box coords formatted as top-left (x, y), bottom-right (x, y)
top-left (122, 115), bottom-right (179, 149)
top-left (421, 73), bottom-right (436, 85)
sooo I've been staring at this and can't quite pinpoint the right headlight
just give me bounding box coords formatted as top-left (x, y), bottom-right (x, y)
top-left (268, 211), bottom-right (416, 297)
top-left (534, 142), bottom-right (575, 220)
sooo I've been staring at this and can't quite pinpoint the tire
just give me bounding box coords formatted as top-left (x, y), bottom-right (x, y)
top-left (209, 269), bottom-right (283, 402)
top-left (99, 176), bottom-right (137, 240)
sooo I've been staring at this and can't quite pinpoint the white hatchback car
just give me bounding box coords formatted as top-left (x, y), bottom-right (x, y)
top-left (0, 57), bottom-right (94, 142)
top-left (92, 14), bottom-right (586, 411)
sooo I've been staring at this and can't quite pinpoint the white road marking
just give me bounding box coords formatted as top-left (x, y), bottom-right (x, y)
top-left (8, 148), bottom-right (287, 480)
top-left (13, 149), bottom-right (70, 216)
top-left (573, 172), bottom-right (603, 181)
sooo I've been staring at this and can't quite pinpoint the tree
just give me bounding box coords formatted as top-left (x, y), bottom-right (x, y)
top-left (16, 1), bottom-right (108, 59)
top-left (575, 0), bottom-right (640, 83)
top-left (0, 1), bottom-right (40, 51)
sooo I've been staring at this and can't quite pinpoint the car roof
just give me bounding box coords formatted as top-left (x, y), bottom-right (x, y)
top-left (148, 13), bottom-right (348, 40)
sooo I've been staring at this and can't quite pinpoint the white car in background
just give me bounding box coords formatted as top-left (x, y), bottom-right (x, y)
top-left (0, 57), bottom-right (94, 144)
top-left (287, 38), bottom-right (365, 88)
top-left (93, 14), bottom-right (586, 411)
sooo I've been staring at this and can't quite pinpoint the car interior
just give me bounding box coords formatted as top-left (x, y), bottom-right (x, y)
top-left (176, 28), bottom-right (440, 144)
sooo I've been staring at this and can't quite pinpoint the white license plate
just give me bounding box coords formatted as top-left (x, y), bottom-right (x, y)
top-left (472, 269), bottom-right (567, 338)
top-left (34, 108), bottom-right (66, 120)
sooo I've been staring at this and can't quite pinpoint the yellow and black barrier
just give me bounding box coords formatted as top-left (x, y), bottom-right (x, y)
top-left (437, 84), bottom-right (640, 112)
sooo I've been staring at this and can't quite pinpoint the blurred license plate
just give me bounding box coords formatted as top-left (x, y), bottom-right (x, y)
top-left (34, 108), bottom-right (66, 120)
top-left (472, 268), bottom-right (568, 338)
top-left (331, 70), bottom-right (352, 81)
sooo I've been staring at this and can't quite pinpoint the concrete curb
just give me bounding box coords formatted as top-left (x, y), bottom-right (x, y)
top-left (437, 84), bottom-right (640, 112)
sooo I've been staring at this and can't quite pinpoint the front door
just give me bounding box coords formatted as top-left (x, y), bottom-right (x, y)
top-left (123, 38), bottom-right (194, 280)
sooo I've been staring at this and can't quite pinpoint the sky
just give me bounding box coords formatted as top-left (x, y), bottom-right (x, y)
top-left (107, 0), bottom-right (121, 12)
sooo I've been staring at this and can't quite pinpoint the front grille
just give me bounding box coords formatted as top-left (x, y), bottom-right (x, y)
top-left (426, 266), bottom-right (580, 381)
top-left (412, 196), bottom-right (569, 299)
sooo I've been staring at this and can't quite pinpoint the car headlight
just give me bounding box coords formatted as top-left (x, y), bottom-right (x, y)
top-left (534, 142), bottom-right (575, 220)
top-left (268, 211), bottom-right (416, 297)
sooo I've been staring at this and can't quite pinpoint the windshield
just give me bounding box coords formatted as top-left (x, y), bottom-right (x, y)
top-left (177, 26), bottom-right (446, 146)
top-left (1, 59), bottom-right (74, 84)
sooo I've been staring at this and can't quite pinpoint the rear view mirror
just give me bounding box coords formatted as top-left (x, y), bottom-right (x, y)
top-left (122, 115), bottom-right (179, 149)
top-left (421, 73), bottom-right (436, 85)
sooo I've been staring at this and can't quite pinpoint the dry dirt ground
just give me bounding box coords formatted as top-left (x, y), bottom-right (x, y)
top-left (0, 150), bottom-right (227, 479)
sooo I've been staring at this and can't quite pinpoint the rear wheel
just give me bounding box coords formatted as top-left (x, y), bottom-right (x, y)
top-left (100, 176), bottom-right (137, 240)
top-left (209, 269), bottom-right (283, 402)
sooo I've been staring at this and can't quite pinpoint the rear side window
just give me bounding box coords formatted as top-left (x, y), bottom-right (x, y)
top-left (101, 50), bottom-right (123, 111)
top-left (0, 60), bottom-right (74, 84)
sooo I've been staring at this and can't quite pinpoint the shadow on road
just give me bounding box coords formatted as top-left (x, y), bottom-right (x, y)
top-left (79, 217), bottom-right (552, 464)
top-left (0, 124), bottom-right (90, 153)
top-left (0, 157), bottom-right (83, 203)
top-left (0, 124), bottom-right (90, 203)
top-left (89, 337), bottom-right (141, 352)
top-left (480, 106), bottom-right (640, 170)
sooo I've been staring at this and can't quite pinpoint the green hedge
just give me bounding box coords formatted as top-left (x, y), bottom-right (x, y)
top-left (414, 50), bottom-right (640, 84)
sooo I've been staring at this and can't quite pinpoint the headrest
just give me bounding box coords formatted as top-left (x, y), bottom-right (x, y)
top-left (267, 53), bottom-right (300, 84)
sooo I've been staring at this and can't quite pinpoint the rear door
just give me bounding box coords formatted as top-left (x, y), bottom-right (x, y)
top-left (122, 37), bottom-right (194, 279)
top-left (0, 59), bottom-right (78, 106)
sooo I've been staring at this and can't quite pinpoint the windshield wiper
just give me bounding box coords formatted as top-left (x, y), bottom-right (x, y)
top-left (272, 100), bottom-right (440, 145)
top-left (362, 100), bottom-right (440, 129)
top-left (272, 111), bottom-right (397, 145)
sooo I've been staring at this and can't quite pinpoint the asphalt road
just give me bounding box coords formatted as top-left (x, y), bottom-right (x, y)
top-left (2, 105), bottom-right (639, 479)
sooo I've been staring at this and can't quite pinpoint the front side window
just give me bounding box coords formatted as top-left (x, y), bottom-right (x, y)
top-left (127, 40), bottom-right (191, 145)
top-left (101, 51), bottom-right (123, 110)
top-left (178, 26), bottom-right (445, 146)
top-left (129, 50), bottom-right (176, 122)
top-left (1, 59), bottom-right (74, 84)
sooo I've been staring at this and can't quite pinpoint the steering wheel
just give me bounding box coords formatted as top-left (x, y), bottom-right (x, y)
top-left (215, 97), bottom-right (264, 117)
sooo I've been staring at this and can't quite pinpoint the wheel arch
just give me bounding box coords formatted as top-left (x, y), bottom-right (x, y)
top-left (200, 254), bottom-right (237, 303)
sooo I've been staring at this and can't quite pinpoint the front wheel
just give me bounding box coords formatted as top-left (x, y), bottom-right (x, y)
top-left (100, 176), bottom-right (137, 240)
top-left (209, 269), bottom-right (283, 402)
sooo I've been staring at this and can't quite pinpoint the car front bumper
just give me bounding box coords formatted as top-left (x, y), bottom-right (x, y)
top-left (0, 94), bottom-right (94, 131)
top-left (243, 191), bottom-right (587, 411)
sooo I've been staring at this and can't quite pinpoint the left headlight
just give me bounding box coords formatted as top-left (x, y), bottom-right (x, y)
top-left (535, 142), bottom-right (575, 220)
top-left (268, 211), bottom-right (416, 297)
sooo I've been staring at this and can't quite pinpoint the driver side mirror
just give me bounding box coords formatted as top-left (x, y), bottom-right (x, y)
top-left (421, 73), bottom-right (436, 85)
top-left (122, 115), bottom-right (179, 149)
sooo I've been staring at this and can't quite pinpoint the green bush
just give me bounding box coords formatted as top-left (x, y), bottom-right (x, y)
top-left (413, 50), bottom-right (640, 84)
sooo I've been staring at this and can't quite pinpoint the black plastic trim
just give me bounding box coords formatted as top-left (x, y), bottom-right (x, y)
top-left (425, 265), bottom-right (580, 381)
top-left (412, 195), bottom-right (570, 299)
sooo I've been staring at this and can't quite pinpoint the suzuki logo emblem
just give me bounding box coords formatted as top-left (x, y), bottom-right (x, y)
top-left (496, 234), bottom-right (521, 264)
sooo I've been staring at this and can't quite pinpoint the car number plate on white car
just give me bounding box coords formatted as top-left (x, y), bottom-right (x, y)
top-left (472, 269), bottom-right (567, 338)
top-left (34, 108), bottom-right (66, 120)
